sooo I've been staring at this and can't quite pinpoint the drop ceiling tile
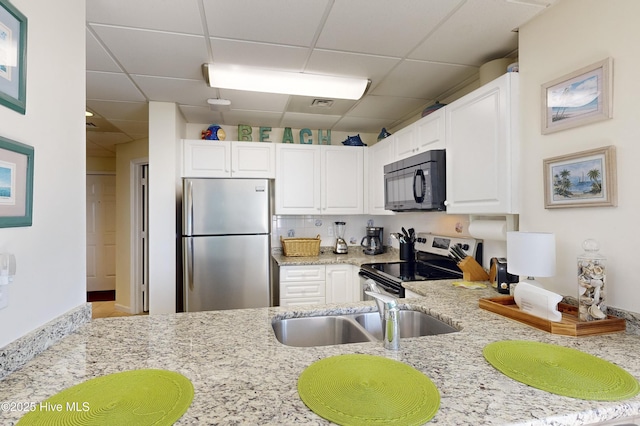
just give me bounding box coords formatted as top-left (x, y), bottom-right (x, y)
top-left (280, 112), bottom-right (341, 129)
top-left (316, 0), bottom-right (463, 57)
top-left (109, 120), bottom-right (149, 135)
top-left (86, 100), bottom-right (148, 121)
top-left (179, 105), bottom-right (224, 125)
top-left (286, 96), bottom-right (356, 116)
top-left (332, 116), bottom-right (394, 133)
top-left (91, 25), bottom-right (208, 79)
top-left (219, 110), bottom-right (284, 128)
top-left (86, 131), bottom-right (133, 146)
top-left (217, 89), bottom-right (289, 112)
top-left (346, 95), bottom-right (426, 120)
top-left (203, 0), bottom-right (330, 45)
top-left (87, 71), bottom-right (147, 102)
top-left (86, 0), bottom-right (204, 35)
top-left (371, 60), bottom-right (476, 99)
top-left (86, 29), bottom-right (121, 72)
top-left (132, 75), bottom-right (217, 106)
top-left (210, 39), bottom-right (309, 70)
top-left (305, 50), bottom-right (400, 90)
top-left (409, 0), bottom-right (545, 65)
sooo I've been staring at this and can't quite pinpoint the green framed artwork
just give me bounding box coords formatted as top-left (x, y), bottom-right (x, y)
top-left (0, 0), bottom-right (27, 114)
top-left (0, 135), bottom-right (33, 227)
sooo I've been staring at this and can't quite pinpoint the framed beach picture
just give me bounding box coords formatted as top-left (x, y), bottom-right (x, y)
top-left (543, 146), bottom-right (616, 209)
top-left (0, 0), bottom-right (27, 114)
top-left (541, 58), bottom-right (612, 135)
top-left (0, 135), bottom-right (33, 227)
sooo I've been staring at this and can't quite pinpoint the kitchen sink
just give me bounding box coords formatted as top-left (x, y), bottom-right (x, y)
top-left (272, 310), bottom-right (458, 347)
top-left (352, 311), bottom-right (458, 340)
top-left (272, 315), bottom-right (375, 347)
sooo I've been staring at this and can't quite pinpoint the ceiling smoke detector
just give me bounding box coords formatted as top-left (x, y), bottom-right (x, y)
top-left (311, 99), bottom-right (334, 108)
top-left (207, 98), bottom-right (231, 111)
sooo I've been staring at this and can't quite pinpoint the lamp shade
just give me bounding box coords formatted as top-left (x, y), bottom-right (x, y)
top-left (506, 232), bottom-right (556, 278)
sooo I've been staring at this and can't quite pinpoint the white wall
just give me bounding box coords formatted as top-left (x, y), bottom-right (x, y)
top-left (148, 102), bottom-right (185, 314)
top-left (519, 0), bottom-right (640, 312)
top-left (115, 138), bottom-right (148, 313)
top-left (0, 1), bottom-right (86, 347)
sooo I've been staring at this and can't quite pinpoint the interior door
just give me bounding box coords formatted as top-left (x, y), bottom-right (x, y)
top-left (86, 174), bottom-right (116, 292)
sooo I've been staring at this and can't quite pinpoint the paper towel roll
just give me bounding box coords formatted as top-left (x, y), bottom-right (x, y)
top-left (468, 220), bottom-right (507, 241)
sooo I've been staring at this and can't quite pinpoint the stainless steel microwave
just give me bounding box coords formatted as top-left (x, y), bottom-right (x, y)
top-left (384, 149), bottom-right (446, 212)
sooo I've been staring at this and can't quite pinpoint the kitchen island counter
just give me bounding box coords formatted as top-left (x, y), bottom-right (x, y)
top-left (2, 281), bottom-right (640, 425)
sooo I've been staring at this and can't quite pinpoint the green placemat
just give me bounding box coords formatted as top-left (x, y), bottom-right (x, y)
top-left (483, 340), bottom-right (640, 401)
top-left (18, 369), bottom-right (194, 425)
top-left (298, 354), bottom-right (440, 426)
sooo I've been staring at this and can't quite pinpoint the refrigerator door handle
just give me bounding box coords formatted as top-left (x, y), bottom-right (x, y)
top-left (184, 180), bottom-right (194, 235)
top-left (185, 237), bottom-right (194, 292)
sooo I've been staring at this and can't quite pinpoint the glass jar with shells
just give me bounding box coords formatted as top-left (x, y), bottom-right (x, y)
top-left (577, 239), bottom-right (607, 321)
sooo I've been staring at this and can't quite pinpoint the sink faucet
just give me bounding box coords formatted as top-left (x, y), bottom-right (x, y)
top-left (364, 290), bottom-right (400, 350)
top-left (364, 279), bottom-right (385, 320)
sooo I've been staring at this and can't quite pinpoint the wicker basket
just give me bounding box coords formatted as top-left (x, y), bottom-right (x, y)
top-left (280, 234), bottom-right (321, 257)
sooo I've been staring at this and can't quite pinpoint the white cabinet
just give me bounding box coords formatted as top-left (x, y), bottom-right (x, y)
top-left (279, 264), bottom-right (360, 307)
top-left (182, 140), bottom-right (275, 178)
top-left (275, 144), bottom-right (364, 215)
top-left (325, 265), bottom-right (357, 304)
top-left (367, 137), bottom-right (395, 215)
top-left (445, 73), bottom-right (520, 214)
top-left (279, 265), bottom-right (326, 307)
top-left (322, 145), bottom-right (364, 214)
top-left (394, 108), bottom-right (446, 161)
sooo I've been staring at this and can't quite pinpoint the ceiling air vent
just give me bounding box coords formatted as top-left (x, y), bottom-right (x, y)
top-left (311, 99), bottom-right (334, 108)
top-left (86, 122), bottom-right (98, 128)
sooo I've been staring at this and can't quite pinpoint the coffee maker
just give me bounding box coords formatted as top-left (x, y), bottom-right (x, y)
top-left (361, 227), bottom-right (384, 255)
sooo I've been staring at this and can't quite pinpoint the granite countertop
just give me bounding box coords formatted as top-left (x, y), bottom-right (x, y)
top-left (271, 246), bottom-right (400, 266)
top-left (2, 280), bottom-right (640, 425)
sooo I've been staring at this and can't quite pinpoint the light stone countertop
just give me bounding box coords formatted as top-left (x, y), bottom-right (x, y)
top-left (271, 246), bottom-right (400, 266)
top-left (2, 277), bottom-right (640, 424)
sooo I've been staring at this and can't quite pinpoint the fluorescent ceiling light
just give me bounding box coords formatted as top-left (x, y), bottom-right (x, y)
top-left (85, 111), bottom-right (94, 117)
top-left (204, 64), bottom-right (369, 100)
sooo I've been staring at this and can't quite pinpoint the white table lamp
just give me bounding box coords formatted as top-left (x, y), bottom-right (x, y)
top-left (506, 232), bottom-right (556, 288)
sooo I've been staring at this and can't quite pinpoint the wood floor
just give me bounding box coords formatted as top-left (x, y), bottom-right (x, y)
top-left (91, 301), bottom-right (138, 319)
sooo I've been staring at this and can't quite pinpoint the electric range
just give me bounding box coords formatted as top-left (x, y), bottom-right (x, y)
top-left (359, 233), bottom-right (483, 298)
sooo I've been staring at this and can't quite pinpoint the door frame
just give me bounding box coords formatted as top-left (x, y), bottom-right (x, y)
top-left (130, 158), bottom-right (149, 314)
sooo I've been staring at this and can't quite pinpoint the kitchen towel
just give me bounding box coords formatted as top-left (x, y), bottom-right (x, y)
top-left (483, 340), bottom-right (640, 401)
top-left (468, 219), bottom-right (507, 241)
top-left (17, 369), bottom-right (194, 425)
top-left (298, 354), bottom-right (440, 425)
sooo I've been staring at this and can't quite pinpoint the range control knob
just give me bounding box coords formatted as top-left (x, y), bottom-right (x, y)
top-left (461, 244), bottom-right (470, 251)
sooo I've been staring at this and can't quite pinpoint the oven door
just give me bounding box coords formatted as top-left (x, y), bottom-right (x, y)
top-left (359, 269), bottom-right (405, 299)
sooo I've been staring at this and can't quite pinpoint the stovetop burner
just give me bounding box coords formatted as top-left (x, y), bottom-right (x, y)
top-left (362, 260), bottom-right (462, 282)
top-left (359, 233), bottom-right (482, 286)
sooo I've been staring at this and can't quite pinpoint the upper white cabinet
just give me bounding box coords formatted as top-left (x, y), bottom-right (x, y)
top-left (394, 108), bottom-right (446, 161)
top-left (183, 140), bottom-right (275, 178)
top-left (445, 73), bottom-right (520, 214)
top-left (321, 145), bottom-right (364, 214)
top-left (367, 136), bottom-right (395, 215)
top-left (275, 144), bottom-right (364, 215)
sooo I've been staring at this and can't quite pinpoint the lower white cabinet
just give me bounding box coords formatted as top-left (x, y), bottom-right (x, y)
top-left (279, 264), bottom-right (359, 307)
top-left (325, 265), bottom-right (357, 304)
top-left (279, 265), bottom-right (326, 307)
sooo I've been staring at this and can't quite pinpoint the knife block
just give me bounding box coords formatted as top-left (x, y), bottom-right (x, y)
top-left (458, 257), bottom-right (490, 282)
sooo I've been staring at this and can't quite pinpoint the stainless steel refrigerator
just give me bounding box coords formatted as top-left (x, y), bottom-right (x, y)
top-left (182, 178), bottom-right (273, 312)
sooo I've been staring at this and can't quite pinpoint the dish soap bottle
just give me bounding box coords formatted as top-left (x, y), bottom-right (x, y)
top-left (577, 239), bottom-right (607, 321)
